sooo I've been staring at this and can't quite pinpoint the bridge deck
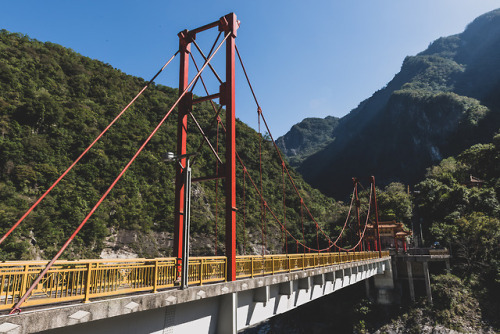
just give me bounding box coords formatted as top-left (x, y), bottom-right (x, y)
top-left (0, 251), bottom-right (387, 312)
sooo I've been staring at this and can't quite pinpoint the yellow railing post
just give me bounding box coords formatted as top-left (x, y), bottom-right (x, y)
top-left (200, 259), bottom-right (204, 286)
top-left (251, 257), bottom-right (254, 278)
top-left (224, 258), bottom-right (227, 282)
top-left (20, 264), bottom-right (29, 297)
top-left (84, 262), bottom-right (92, 303)
top-left (153, 260), bottom-right (159, 293)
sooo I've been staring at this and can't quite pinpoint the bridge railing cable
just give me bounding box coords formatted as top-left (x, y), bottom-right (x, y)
top-left (0, 50), bottom-right (180, 246)
top-left (9, 33), bottom-right (230, 314)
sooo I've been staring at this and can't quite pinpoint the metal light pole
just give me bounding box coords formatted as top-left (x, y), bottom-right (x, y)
top-left (165, 152), bottom-right (196, 290)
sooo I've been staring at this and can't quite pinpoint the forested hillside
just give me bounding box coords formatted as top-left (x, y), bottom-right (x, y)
top-left (280, 9), bottom-right (500, 199)
top-left (0, 30), bottom-right (338, 260)
top-left (373, 132), bottom-right (500, 333)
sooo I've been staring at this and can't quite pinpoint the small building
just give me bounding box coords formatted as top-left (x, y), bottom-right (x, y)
top-left (465, 175), bottom-right (484, 188)
top-left (365, 220), bottom-right (412, 252)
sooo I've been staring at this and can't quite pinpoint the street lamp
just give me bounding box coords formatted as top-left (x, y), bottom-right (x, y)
top-left (164, 152), bottom-right (197, 290)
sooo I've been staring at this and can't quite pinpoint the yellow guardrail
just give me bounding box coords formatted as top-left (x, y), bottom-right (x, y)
top-left (0, 251), bottom-right (388, 311)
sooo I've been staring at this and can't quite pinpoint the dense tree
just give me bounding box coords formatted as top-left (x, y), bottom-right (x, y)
top-left (0, 30), bottom-right (340, 260)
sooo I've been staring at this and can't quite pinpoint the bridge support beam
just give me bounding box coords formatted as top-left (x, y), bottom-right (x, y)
top-left (298, 277), bottom-right (311, 290)
top-left (334, 269), bottom-right (344, 290)
top-left (253, 286), bottom-right (270, 303)
top-left (173, 13), bottom-right (239, 283)
top-left (423, 261), bottom-right (433, 304)
top-left (407, 261), bottom-right (415, 302)
top-left (279, 281), bottom-right (293, 296)
top-left (313, 273), bottom-right (325, 286)
top-left (217, 292), bottom-right (238, 334)
top-left (173, 31), bottom-right (192, 281)
top-left (221, 12), bottom-right (238, 282)
top-left (373, 259), bottom-right (396, 305)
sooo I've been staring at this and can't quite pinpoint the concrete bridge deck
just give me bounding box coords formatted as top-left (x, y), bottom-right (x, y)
top-left (0, 256), bottom-right (391, 334)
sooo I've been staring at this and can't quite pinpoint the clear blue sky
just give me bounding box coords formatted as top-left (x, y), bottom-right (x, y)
top-left (1, 1), bottom-right (499, 136)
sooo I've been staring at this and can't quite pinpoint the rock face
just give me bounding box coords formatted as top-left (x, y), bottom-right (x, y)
top-left (279, 9), bottom-right (500, 199)
top-left (100, 229), bottom-right (173, 259)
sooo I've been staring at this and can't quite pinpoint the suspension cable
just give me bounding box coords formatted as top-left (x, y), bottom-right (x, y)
top-left (243, 168), bottom-right (247, 255)
top-left (282, 162), bottom-right (288, 254)
top-left (258, 108), bottom-right (265, 254)
top-left (262, 202), bottom-right (267, 256)
top-left (0, 51), bottom-right (179, 246)
top-left (238, 159), bottom-right (312, 251)
top-left (300, 200), bottom-right (305, 254)
top-left (214, 118), bottom-right (219, 256)
top-left (335, 183), bottom-right (373, 251)
top-left (236, 45), bottom-right (338, 245)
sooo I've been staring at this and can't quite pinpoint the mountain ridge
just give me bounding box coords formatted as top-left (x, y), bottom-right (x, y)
top-left (278, 8), bottom-right (500, 199)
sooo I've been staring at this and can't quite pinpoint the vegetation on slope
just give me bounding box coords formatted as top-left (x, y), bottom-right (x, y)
top-left (0, 30), bottom-right (338, 260)
top-left (353, 132), bottom-right (500, 333)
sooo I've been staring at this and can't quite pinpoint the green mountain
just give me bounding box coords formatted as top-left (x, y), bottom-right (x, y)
top-left (280, 9), bottom-right (500, 199)
top-left (0, 30), bottom-right (336, 260)
top-left (275, 116), bottom-right (339, 167)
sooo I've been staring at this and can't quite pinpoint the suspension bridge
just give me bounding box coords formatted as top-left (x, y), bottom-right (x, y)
top-left (0, 13), bottom-right (402, 333)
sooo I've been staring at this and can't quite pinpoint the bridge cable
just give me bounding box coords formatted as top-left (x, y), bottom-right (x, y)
top-left (243, 165), bottom-right (354, 253)
top-left (316, 222), bottom-right (320, 253)
top-left (335, 182), bottom-right (373, 251)
top-left (354, 179), bottom-right (362, 251)
top-left (227, 112), bottom-right (358, 252)
top-left (282, 162), bottom-right (288, 254)
top-left (258, 108), bottom-right (266, 255)
top-left (10, 33), bottom-right (230, 314)
top-left (301, 200), bottom-right (306, 254)
top-left (326, 187), bottom-right (355, 249)
top-left (238, 45), bottom-right (366, 250)
top-left (236, 45), bottom-right (338, 247)
top-left (0, 50), bottom-right (179, 246)
top-left (243, 168), bottom-right (247, 255)
top-left (214, 118), bottom-right (220, 255)
top-left (238, 161), bottom-right (310, 251)
top-left (263, 202), bottom-right (267, 256)
top-left (237, 149), bottom-right (360, 252)
top-left (186, 75), bottom-right (317, 253)
top-left (190, 45), bottom-right (363, 253)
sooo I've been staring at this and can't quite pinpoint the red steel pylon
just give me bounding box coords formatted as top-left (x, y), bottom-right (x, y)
top-left (173, 13), bottom-right (239, 282)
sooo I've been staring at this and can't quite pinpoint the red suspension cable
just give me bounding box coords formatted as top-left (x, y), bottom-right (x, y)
top-left (262, 203), bottom-right (267, 256)
top-left (316, 222), bottom-right (320, 253)
top-left (300, 200), bottom-right (305, 254)
top-left (243, 168), bottom-right (247, 255)
top-left (0, 51), bottom-right (179, 246)
top-left (282, 162), bottom-right (288, 254)
top-left (236, 45), bottom-right (338, 246)
top-left (214, 118), bottom-right (220, 255)
top-left (335, 183), bottom-right (373, 252)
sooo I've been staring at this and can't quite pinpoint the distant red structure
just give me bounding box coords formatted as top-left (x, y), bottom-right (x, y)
top-left (365, 220), bottom-right (412, 252)
top-left (465, 175), bottom-right (484, 188)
